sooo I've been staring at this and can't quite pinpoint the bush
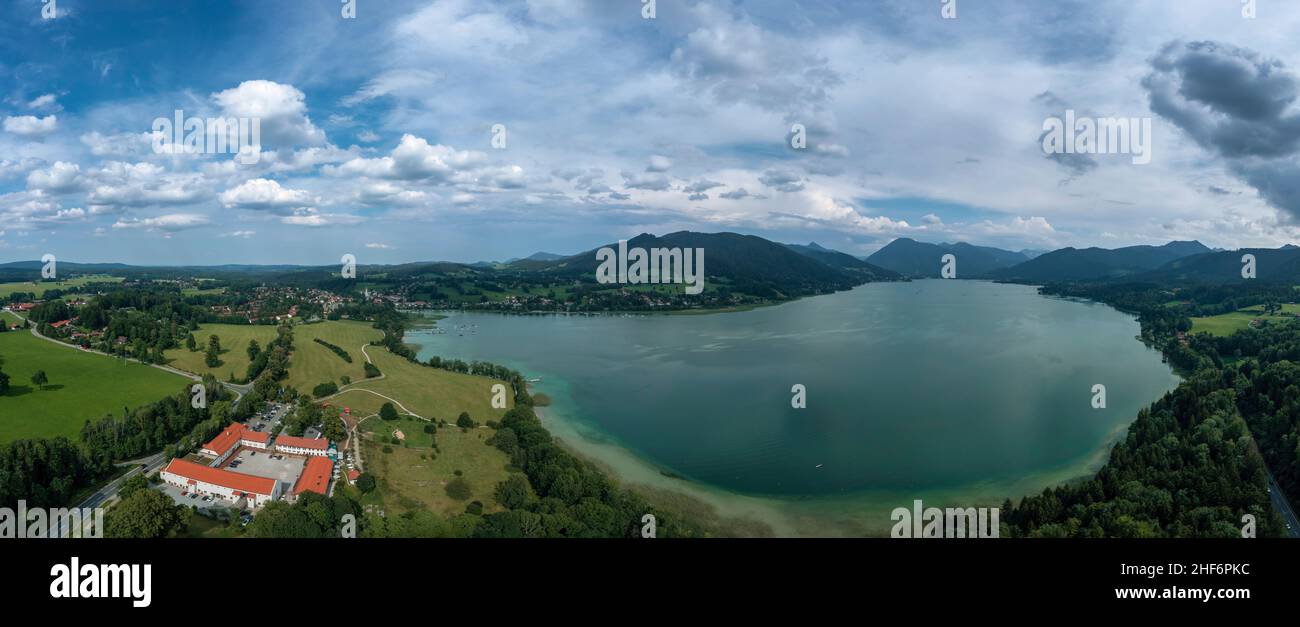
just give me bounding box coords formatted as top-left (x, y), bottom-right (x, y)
top-left (445, 477), bottom-right (472, 501)
top-left (363, 362), bottom-right (381, 378)
top-left (382, 445), bottom-right (393, 454)
top-left (466, 501), bottom-right (484, 515)
top-left (312, 381), bottom-right (339, 398)
top-left (456, 412), bottom-right (476, 429)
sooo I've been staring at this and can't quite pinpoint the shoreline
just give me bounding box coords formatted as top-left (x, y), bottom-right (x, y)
top-left (414, 286), bottom-right (1178, 537)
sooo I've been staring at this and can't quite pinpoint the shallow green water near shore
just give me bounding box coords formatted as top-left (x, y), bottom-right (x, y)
top-left (408, 280), bottom-right (1179, 535)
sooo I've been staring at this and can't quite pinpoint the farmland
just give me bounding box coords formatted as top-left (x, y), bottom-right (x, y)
top-left (0, 330), bottom-right (190, 444)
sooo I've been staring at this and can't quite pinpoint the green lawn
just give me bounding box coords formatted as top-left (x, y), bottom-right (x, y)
top-left (329, 346), bottom-right (510, 424)
top-left (1191, 305), bottom-right (1300, 337)
top-left (0, 330), bottom-right (191, 443)
top-left (320, 342), bottom-right (515, 518)
top-left (361, 427), bottom-right (513, 517)
top-left (284, 320), bottom-right (384, 394)
top-left (0, 275), bottom-right (123, 299)
top-left (162, 323), bottom-right (281, 382)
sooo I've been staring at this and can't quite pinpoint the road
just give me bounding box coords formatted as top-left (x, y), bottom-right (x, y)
top-left (1264, 469), bottom-right (1300, 538)
top-left (6, 309), bottom-right (256, 536)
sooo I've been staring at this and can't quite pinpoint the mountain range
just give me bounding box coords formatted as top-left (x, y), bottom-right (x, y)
top-left (864, 238), bottom-right (1030, 277)
top-left (8, 233), bottom-right (1300, 289)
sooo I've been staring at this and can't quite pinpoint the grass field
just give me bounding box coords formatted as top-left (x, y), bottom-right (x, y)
top-left (360, 415), bottom-right (436, 448)
top-left (162, 323), bottom-right (280, 381)
top-left (361, 427), bottom-right (513, 517)
top-left (0, 330), bottom-right (190, 443)
top-left (284, 320), bottom-right (384, 394)
top-left (1191, 304), bottom-right (1300, 337)
top-left (329, 345), bottom-right (510, 424)
top-left (0, 275), bottom-right (123, 299)
top-left (321, 340), bottom-right (515, 518)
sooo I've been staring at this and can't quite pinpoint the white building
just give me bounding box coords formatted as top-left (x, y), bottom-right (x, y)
top-left (200, 423), bottom-right (270, 465)
top-left (160, 458), bottom-right (281, 508)
top-left (274, 435), bottom-right (330, 457)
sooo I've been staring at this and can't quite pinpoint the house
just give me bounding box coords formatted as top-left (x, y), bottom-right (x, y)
top-left (200, 423), bottom-right (270, 465)
top-left (291, 456), bottom-right (334, 498)
top-left (274, 434), bottom-right (330, 457)
top-left (160, 458), bottom-right (280, 507)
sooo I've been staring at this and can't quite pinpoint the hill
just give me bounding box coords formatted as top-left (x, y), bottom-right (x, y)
top-left (992, 241), bottom-right (1212, 282)
top-left (1138, 246), bottom-right (1300, 284)
top-left (865, 238), bottom-right (1028, 278)
top-left (530, 231), bottom-right (885, 298)
top-left (783, 242), bottom-right (900, 280)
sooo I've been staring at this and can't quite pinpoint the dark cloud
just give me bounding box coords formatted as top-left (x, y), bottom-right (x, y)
top-left (1143, 40), bottom-right (1300, 219)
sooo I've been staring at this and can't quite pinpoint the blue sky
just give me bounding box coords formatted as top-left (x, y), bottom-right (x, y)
top-left (4, 0), bottom-right (1300, 264)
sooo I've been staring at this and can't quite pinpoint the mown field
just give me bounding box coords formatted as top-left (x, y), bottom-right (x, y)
top-left (320, 341), bottom-right (515, 518)
top-left (1191, 304), bottom-right (1300, 337)
top-left (162, 323), bottom-right (280, 381)
top-left (330, 345), bottom-right (509, 423)
top-left (0, 275), bottom-right (123, 299)
top-left (360, 427), bottom-right (513, 517)
top-left (284, 320), bottom-right (384, 394)
top-left (0, 330), bottom-right (190, 443)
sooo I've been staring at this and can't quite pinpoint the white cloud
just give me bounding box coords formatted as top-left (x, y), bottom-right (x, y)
top-left (3, 115), bottom-right (57, 137)
top-left (212, 80), bottom-right (326, 147)
top-left (219, 178), bottom-right (316, 211)
top-left (112, 213), bottom-right (211, 232)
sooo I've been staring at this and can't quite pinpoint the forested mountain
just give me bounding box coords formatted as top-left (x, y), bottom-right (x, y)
top-left (865, 238), bottom-right (1028, 277)
top-left (992, 241), bottom-right (1211, 282)
top-left (783, 242), bottom-right (900, 280)
top-left (1137, 246), bottom-right (1300, 284)
top-left (524, 231), bottom-right (890, 298)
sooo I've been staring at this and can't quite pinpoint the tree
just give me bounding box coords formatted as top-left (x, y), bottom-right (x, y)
top-left (494, 475), bottom-right (530, 509)
top-left (379, 402), bottom-right (399, 421)
top-left (106, 489), bottom-right (185, 538)
top-left (456, 411), bottom-right (476, 429)
top-left (355, 473), bottom-right (376, 493)
top-left (118, 474), bottom-right (149, 500)
top-left (185, 333), bottom-right (197, 351)
top-left (246, 339), bottom-right (261, 361)
top-left (322, 413), bottom-right (346, 443)
top-left (31, 370), bottom-right (48, 390)
top-left (204, 334), bottom-right (223, 366)
top-left (0, 368), bottom-right (9, 394)
top-left (445, 476), bottom-right (472, 501)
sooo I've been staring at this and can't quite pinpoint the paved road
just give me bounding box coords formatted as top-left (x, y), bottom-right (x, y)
top-left (1264, 469), bottom-right (1300, 538)
top-left (7, 309), bottom-right (257, 535)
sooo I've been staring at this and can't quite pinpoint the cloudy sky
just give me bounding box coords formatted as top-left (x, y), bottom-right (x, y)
top-left (3, 0), bottom-right (1300, 265)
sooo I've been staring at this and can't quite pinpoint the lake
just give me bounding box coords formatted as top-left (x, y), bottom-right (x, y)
top-left (406, 280), bottom-right (1180, 535)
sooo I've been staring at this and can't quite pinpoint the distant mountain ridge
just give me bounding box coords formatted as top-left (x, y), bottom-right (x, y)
top-left (992, 240), bottom-right (1211, 282)
top-left (783, 242), bottom-right (899, 280)
top-left (865, 238), bottom-right (1028, 278)
top-left (524, 231), bottom-right (898, 298)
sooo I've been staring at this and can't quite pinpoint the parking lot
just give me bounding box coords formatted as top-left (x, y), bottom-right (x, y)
top-left (157, 481), bottom-right (230, 511)
top-left (246, 401), bottom-right (290, 433)
top-left (223, 448), bottom-right (305, 494)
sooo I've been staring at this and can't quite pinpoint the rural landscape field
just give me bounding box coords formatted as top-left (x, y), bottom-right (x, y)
top-left (6, 0), bottom-right (1300, 610)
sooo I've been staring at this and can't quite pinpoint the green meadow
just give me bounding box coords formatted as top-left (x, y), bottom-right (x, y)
top-left (0, 330), bottom-right (190, 444)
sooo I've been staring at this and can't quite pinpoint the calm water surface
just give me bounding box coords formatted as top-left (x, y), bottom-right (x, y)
top-left (408, 280), bottom-right (1179, 507)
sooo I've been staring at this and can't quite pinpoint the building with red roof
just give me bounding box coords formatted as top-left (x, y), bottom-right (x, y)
top-left (160, 458), bottom-right (281, 507)
top-left (200, 423), bottom-right (271, 465)
top-left (274, 434), bottom-right (330, 457)
top-left (292, 456), bottom-right (334, 498)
